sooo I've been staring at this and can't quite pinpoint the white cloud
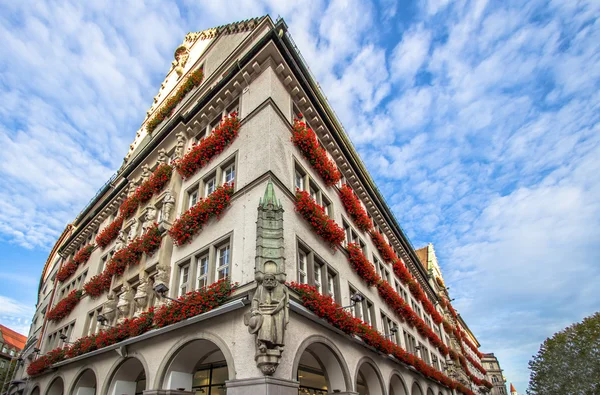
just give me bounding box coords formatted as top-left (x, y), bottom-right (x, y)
top-left (0, 295), bottom-right (34, 336)
top-left (390, 24), bottom-right (431, 85)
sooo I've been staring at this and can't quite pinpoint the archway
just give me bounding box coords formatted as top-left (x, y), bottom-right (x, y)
top-left (293, 340), bottom-right (351, 394)
top-left (30, 386), bottom-right (40, 395)
top-left (71, 369), bottom-right (97, 395)
top-left (427, 388), bottom-right (434, 395)
top-left (411, 381), bottom-right (423, 395)
top-left (107, 358), bottom-right (146, 395)
top-left (355, 359), bottom-right (385, 395)
top-left (389, 373), bottom-right (408, 395)
top-left (46, 377), bottom-right (64, 395)
top-left (161, 339), bottom-right (231, 394)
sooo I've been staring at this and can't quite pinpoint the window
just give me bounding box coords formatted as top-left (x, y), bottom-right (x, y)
top-left (297, 249), bottom-right (308, 284)
top-left (0, 361), bottom-right (5, 369)
top-left (85, 308), bottom-right (103, 336)
top-left (297, 240), bottom-right (339, 302)
top-left (209, 114), bottom-right (222, 131)
top-left (193, 130), bottom-right (206, 145)
top-left (362, 299), bottom-right (374, 328)
top-left (349, 285), bottom-right (362, 320)
top-left (420, 343), bottom-right (430, 364)
top-left (192, 362), bottom-right (228, 395)
top-left (294, 168), bottom-right (305, 191)
top-left (226, 97), bottom-right (239, 115)
top-left (222, 163), bottom-right (235, 184)
top-left (381, 312), bottom-right (399, 345)
top-left (175, 234), bottom-right (233, 295)
top-left (327, 269), bottom-right (337, 300)
top-left (196, 253), bottom-right (209, 289)
top-left (313, 260), bottom-right (323, 293)
top-left (204, 174), bottom-right (216, 196)
top-left (179, 264), bottom-right (190, 296)
top-left (189, 190), bottom-right (199, 209)
top-left (322, 194), bottom-right (332, 217)
top-left (217, 243), bottom-right (231, 280)
top-left (404, 330), bottom-right (417, 355)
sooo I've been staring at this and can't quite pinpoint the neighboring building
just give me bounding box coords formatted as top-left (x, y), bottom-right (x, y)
top-left (509, 383), bottom-right (517, 395)
top-left (0, 325), bottom-right (27, 393)
top-left (482, 353), bottom-right (507, 395)
top-left (415, 244), bottom-right (488, 389)
top-left (15, 15), bottom-right (492, 395)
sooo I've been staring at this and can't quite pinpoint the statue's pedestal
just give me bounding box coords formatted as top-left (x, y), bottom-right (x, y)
top-left (225, 377), bottom-right (298, 395)
top-left (255, 349), bottom-right (281, 375)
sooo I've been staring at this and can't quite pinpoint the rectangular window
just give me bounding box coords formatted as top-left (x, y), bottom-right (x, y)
top-left (179, 264), bottom-right (190, 296)
top-left (196, 253), bottom-right (209, 289)
top-left (297, 249), bottom-right (308, 284)
top-left (210, 114), bottom-right (222, 131)
top-left (294, 169), bottom-right (305, 191)
top-left (188, 190), bottom-right (198, 209)
top-left (327, 269), bottom-right (337, 301)
top-left (226, 98), bottom-right (240, 115)
top-left (217, 243), bottom-right (231, 280)
top-left (322, 194), bottom-right (332, 217)
top-left (420, 343), bottom-right (430, 364)
top-left (205, 176), bottom-right (216, 196)
top-left (313, 260), bottom-right (323, 293)
top-left (222, 163), bottom-right (235, 184)
top-left (349, 285), bottom-right (362, 320)
top-left (362, 299), bottom-right (374, 328)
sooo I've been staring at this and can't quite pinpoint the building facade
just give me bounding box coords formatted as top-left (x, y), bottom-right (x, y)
top-left (1, 325), bottom-right (27, 394)
top-left (481, 354), bottom-right (507, 395)
top-left (14, 16), bottom-right (493, 395)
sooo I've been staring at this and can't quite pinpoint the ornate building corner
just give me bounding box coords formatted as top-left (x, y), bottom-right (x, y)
top-left (244, 180), bottom-right (289, 376)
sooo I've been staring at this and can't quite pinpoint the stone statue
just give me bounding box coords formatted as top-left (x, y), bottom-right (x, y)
top-left (128, 221), bottom-right (139, 243)
top-left (249, 272), bottom-right (289, 353)
top-left (172, 45), bottom-right (190, 78)
top-left (142, 206), bottom-right (156, 233)
top-left (162, 190), bottom-right (176, 222)
top-left (133, 273), bottom-right (149, 317)
top-left (127, 179), bottom-right (138, 196)
top-left (115, 229), bottom-right (128, 251)
top-left (117, 284), bottom-right (133, 323)
top-left (175, 131), bottom-right (186, 159)
top-left (157, 149), bottom-right (168, 164)
top-left (141, 164), bottom-right (151, 183)
top-left (102, 292), bottom-right (117, 325)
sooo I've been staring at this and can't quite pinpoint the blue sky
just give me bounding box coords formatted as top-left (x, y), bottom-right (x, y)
top-left (0, 0), bottom-right (598, 391)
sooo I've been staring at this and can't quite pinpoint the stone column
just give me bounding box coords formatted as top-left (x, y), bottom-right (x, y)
top-left (225, 377), bottom-right (298, 395)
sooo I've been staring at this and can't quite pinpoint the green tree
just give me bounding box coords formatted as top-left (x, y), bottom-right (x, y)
top-left (0, 359), bottom-right (18, 394)
top-left (527, 312), bottom-right (600, 395)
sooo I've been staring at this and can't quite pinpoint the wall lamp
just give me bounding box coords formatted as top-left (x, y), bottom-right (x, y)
top-left (383, 326), bottom-right (399, 338)
top-left (339, 293), bottom-right (364, 310)
top-left (153, 283), bottom-right (186, 304)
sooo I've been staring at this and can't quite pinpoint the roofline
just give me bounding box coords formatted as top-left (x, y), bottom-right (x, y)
top-left (275, 20), bottom-right (437, 300)
top-left (58, 16), bottom-right (277, 255)
top-left (38, 224), bottom-right (72, 293)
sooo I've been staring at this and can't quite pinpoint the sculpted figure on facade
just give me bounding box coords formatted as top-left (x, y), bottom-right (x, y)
top-left (102, 292), bottom-right (117, 325)
top-left (128, 221), bottom-right (139, 243)
top-left (141, 164), bottom-right (151, 184)
top-left (115, 229), bottom-right (128, 251)
top-left (133, 273), bottom-right (149, 317)
top-left (175, 131), bottom-right (187, 159)
top-left (162, 190), bottom-right (176, 222)
top-left (117, 284), bottom-right (133, 323)
top-left (127, 179), bottom-right (138, 196)
top-left (172, 44), bottom-right (190, 78)
top-left (142, 206), bottom-right (156, 233)
top-left (157, 148), bottom-right (169, 165)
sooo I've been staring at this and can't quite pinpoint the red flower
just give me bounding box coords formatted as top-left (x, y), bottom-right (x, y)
top-left (174, 114), bottom-right (240, 179)
top-left (294, 190), bottom-right (345, 247)
top-left (96, 215), bottom-right (124, 249)
top-left (46, 290), bottom-right (83, 323)
top-left (146, 68), bottom-right (205, 134)
top-left (339, 184), bottom-right (373, 232)
top-left (288, 283), bottom-right (474, 395)
top-left (83, 272), bottom-right (112, 298)
top-left (169, 184), bottom-right (234, 246)
top-left (291, 119), bottom-right (341, 187)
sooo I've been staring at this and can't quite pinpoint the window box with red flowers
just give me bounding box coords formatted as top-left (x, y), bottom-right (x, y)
top-left (96, 215), bottom-right (124, 249)
top-left (83, 272), bottom-right (112, 299)
top-left (294, 190), bottom-right (345, 248)
top-left (347, 243), bottom-right (380, 286)
top-left (57, 244), bottom-right (95, 283)
top-left (289, 283), bottom-right (474, 395)
top-left (175, 113), bottom-right (240, 179)
top-left (169, 183), bottom-right (234, 246)
top-left (291, 118), bottom-right (341, 187)
top-left (27, 281), bottom-right (234, 377)
top-left (46, 290), bottom-right (83, 323)
top-left (339, 184), bottom-right (373, 232)
top-left (146, 68), bottom-right (205, 134)
top-left (154, 279), bottom-right (234, 328)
